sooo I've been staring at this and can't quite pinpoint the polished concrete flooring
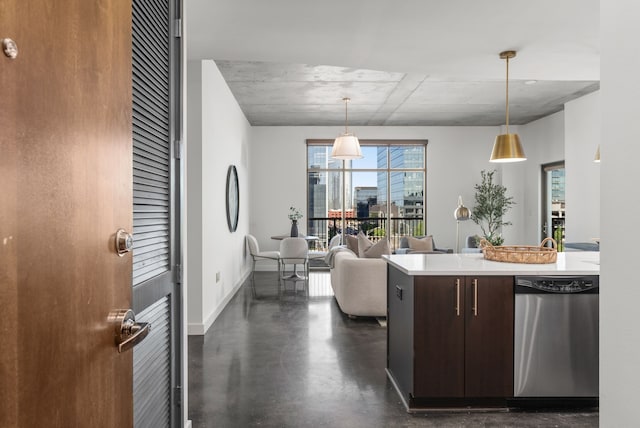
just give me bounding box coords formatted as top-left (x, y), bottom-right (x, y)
top-left (188, 271), bottom-right (598, 427)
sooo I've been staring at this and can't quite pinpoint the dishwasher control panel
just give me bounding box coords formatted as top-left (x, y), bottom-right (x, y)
top-left (515, 276), bottom-right (599, 293)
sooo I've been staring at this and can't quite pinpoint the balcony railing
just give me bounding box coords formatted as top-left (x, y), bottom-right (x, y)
top-left (307, 216), bottom-right (425, 251)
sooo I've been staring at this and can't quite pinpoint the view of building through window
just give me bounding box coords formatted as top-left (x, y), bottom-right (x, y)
top-left (307, 141), bottom-right (427, 249)
top-left (550, 167), bottom-right (566, 243)
top-left (542, 162), bottom-right (566, 246)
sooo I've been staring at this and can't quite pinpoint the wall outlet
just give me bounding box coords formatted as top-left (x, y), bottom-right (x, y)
top-left (216, 272), bottom-right (221, 282)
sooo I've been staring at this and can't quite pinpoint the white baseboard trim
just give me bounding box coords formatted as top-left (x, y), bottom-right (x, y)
top-left (187, 322), bottom-right (206, 336)
top-left (187, 270), bottom-right (250, 336)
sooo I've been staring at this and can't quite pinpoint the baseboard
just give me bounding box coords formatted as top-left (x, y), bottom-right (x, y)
top-left (187, 270), bottom-right (250, 336)
top-left (187, 322), bottom-right (206, 336)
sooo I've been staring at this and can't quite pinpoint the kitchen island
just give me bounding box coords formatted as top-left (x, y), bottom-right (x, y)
top-left (384, 251), bottom-right (600, 276)
top-left (383, 252), bottom-right (600, 411)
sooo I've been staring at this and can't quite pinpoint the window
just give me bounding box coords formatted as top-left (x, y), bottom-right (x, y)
top-left (541, 161), bottom-right (565, 247)
top-left (306, 140), bottom-right (427, 250)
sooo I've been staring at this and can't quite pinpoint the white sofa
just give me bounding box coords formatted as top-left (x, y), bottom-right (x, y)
top-left (329, 249), bottom-right (387, 318)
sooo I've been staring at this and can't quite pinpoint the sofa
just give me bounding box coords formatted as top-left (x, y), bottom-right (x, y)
top-left (328, 248), bottom-right (387, 318)
top-left (395, 235), bottom-right (453, 254)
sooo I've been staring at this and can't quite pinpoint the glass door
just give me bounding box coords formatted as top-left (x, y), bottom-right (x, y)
top-left (541, 162), bottom-right (565, 249)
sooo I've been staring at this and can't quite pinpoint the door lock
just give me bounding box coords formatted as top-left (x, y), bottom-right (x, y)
top-left (115, 229), bottom-right (133, 256)
top-left (109, 309), bottom-right (150, 353)
top-left (2, 38), bottom-right (18, 59)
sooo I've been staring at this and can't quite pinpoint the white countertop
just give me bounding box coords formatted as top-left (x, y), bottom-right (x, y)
top-left (383, 252), bottom-right (600, 276)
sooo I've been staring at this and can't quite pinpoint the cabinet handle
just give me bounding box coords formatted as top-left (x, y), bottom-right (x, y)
top-left (455, 278), bottom-right (460, 316)
top-left (472, 279), bottom-right (478, 316)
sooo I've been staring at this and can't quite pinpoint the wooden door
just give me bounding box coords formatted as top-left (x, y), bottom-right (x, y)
top-left (464, 276), bottom-right (514, 397)
top-left (414, 276), bottom-right (465, 397)
top-left (0, 1), bottom-right (134, 427)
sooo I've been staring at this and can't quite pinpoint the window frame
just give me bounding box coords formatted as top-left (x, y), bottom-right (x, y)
top-left (306, 139), bottom-right (428, 248)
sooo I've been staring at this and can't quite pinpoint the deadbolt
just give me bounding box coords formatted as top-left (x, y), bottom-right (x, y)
top-left (2, 38), bottom-right (18, 59)
top-left (115, 229), bottom-right (133, 256)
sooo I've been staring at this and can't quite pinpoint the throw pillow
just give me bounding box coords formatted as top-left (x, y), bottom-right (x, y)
top-left (345, 234), bottom-right (359, 255)
top-left (356, 231), bottom-right (373, 258)
top-left (407, 235), bottom-right (434, 252)
top-left (362, 238), bottom-right (391, 258)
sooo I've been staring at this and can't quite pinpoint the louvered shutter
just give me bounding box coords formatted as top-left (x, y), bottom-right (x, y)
top-left (132, 0), bottom-right (177, 427)
top-left (133, 0), bottom-right (171, 287)
top-left (133, 296), bottom-right (172, 427)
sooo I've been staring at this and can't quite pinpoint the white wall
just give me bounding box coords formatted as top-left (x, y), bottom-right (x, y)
top-left (187, 60), bottom-right (252, 335)
top-left (600, 1), bottom-right (640, 425)
top-left (565, 91), bottom-right (601, 242)
top-left (503, 94), bottom-right (601, 249)
top-left (250, 126), bottom-right (503, 254)
top-left (505, 112), bottom-right (565, 245)
top-left (250, 109), bottom-right (603, 254)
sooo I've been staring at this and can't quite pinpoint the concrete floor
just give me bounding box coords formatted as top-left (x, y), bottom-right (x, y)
top-left (188, 271), bottom-right (598, 427)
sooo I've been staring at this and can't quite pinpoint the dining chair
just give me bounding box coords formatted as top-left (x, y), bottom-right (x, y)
top-left (246, 235), bottom-right (280, 295)
top-left (278, 237), bottom-right (309, 296)
top-left (308, 233), bottom-right (343, 268)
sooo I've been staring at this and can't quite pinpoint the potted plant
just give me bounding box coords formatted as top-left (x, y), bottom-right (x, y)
top-left (470, 170), bottom-right (515, 246)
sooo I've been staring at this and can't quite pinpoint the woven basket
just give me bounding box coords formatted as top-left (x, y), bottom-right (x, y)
top-left (479, 237), bottom-right (558, 264)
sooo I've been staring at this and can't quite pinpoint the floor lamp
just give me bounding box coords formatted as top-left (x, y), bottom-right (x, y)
top-left (454, 196), bottom-right (470, 253)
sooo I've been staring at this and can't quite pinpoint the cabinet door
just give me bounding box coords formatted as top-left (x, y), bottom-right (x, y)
top-left (387, 266), bottom-right (415, 400)
top-left (464, 276), bottom-right (514, 397)
top-left (414, 276), bottom-right (465, 397)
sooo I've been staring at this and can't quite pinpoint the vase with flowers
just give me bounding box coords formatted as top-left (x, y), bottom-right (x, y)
top-left (288, 206), bottom-right (303, 237)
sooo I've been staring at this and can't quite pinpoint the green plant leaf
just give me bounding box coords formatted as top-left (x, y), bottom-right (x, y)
top-left (470, 169), bottom-right (515, 245)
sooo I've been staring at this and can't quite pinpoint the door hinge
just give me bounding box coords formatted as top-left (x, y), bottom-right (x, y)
top-left (174, 385), bottom-right (182, 407)
top-left (173, 140), bottom-right (182, 159)
top-left (175, 264), bottom-right (183, 284)
top-left (174, 19), bottom-right (183, 38)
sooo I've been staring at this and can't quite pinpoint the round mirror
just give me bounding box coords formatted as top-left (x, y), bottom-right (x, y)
top-left (226, 165), bottom-right (239, 232)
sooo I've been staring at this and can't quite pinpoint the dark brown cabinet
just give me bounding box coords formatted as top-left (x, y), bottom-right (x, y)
top-left (387, 268), bottom-right (514, 409)
top-left (463, 276), bottom-right (514, 397)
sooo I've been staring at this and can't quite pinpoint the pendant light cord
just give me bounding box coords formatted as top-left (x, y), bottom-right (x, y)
top-left (505, 56), bottom-right (510, 134)
top-left (343, 97), bottom-right (350, 133)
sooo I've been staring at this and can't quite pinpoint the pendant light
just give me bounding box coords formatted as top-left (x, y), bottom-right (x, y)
top-left (331, 97), bottom-right (363, 160)
top-left (490, 51), bottom-right (526, 163)
top-left (594, 145), bottom-right (601, 163)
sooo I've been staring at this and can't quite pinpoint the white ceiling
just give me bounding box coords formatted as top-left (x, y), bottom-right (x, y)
top-left (186, 0), bottom-right (600, 126)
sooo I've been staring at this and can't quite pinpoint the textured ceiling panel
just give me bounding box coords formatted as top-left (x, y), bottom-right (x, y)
top-left (217, 60), bottom-right (599, 126)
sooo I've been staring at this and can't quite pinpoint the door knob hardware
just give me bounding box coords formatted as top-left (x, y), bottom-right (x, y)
top-left (109, 309), bottom-right (151, 353)
top-left (2, 38), bottom-right (18, 59)
top-left (115, 229), bottom-right (133, 256)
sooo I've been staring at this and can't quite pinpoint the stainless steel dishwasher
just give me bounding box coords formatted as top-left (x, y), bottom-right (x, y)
top-left (514, 275), bottom-right (599, 398)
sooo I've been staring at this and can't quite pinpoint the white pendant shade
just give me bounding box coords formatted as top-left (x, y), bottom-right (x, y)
top-left (331, 133), bottom-right (362, 160)
top-left (331, 97), bottom-right (363, 160)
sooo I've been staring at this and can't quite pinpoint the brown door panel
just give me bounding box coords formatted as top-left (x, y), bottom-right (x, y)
top-left (414, 276), bottom-right (465, 398)
top-left (1, 1), bottom-right (133, 427)
top-left (465, 276), bottom-right (514, 397)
